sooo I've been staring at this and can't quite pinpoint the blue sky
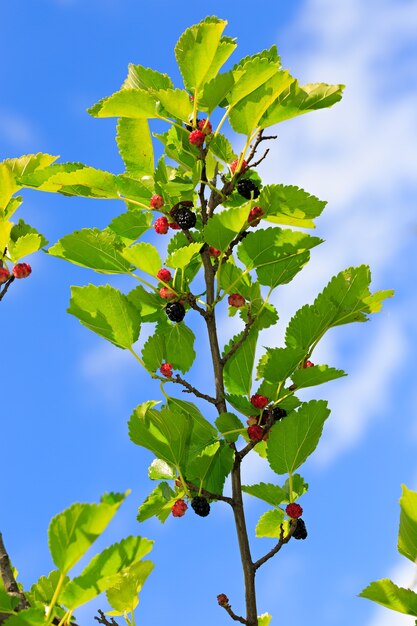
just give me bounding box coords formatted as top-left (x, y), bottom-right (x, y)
top-left (1, 1), bottom-right (417, 625)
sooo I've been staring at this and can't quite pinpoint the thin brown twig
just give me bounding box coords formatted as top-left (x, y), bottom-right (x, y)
top-left (246, 130), bottom-right (277, 166)
top-left (0, 276), bottom-right (15, 302)
top-left (186, 481), bottom-right (234, 506)
top-left (184, 293), bottom-right (206, 318)
top-left (222, 231), bottom-right (249, 265)
top-left (172, 374), bottom-right (217, 406)
top-left (221, 313), bottom-right (255, 366)
top-left (253, 521), bottom-right (297, 571)
top-left (94, 609), bottom-right (119, 626)
top-left (249, 148), bottom-right (270, 169)
top-left (219, 601), bottom-right (247, 624)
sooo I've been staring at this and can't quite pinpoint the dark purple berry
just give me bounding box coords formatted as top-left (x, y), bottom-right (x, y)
top-left (165, 302), bottom-right (186, 322)
top-left (191, 496), bottom-right (210, 517)
top-left (237, 179), bottom-right (260, 200)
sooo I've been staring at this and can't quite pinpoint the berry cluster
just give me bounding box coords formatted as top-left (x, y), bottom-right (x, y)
top-left (191, 496), bottom-right (210, 517)
top-left (165, 302), bottom-right (186, 323)
top-left (248, 206), bottom-right (264, 226)
top-left (150, 194), bottom-right (164, 209)
top-left (228, 293), bottom-right (245, 308)
top-left (171, 499), bottom-right (187, 518)
top-left (0, 263), bottom-right (32, 282)
top-left (160, 362), bottom-right (173, 378)
top-left (237, 178), bottom-right (260, 200)
top-left (286, 503), bottom-right (303, 519)
top-left (292, 518), bottom-right (308, 540)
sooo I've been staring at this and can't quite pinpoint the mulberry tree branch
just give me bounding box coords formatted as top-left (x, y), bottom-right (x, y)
top-left (0, 532), bottom-right (29, 611)
top-left (253, 522), bottom-right (297, 571)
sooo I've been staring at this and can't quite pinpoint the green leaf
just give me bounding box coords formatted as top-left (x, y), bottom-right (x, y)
top-left (0, 587), bottom-right (19, 613)
top-left (219, 259), bottom-right (253, 299)
top-left (122, 242), bottom-right (161, 276)
top-left (61, 535), bottom-right (153, 610)
top-left (88, 88), bottom-right (158, 119)
top-left (259, 80), bottom-right (345, 128)
top-left (116, 118), bottom-right (154, 177)
top-left (286, 266), bottom-right (394, 352)
top-left (48, 228), bottom-right (131, 274)
top-left (8, 233), bottom-right (45, 262)
top-left (174, 17), bottom-right (228, 92)
top-left (242, 482), bottom-right (289, 507)
top-left (259, 184), bottom-right (327, 229)
top-left (267, 400), bottom-right (330, 475)
top-left (68, 285), bottom-right (141, 349)
top-left (200, 72), bottom-right (235, 113)
top-left (186, 441), bottom-right (234, 494)
top-left (48, 493), bottom-right (127, 574)
top-left (255, 509), bottom-right (285, 539)
top-left (291, 365), bottom-right (346, 389)
top-left (141, 321), bottom-right (196, 373)
top-left (398, 485), bottom-right (417, 563)
top-left (223, 328), bottom-right (259, 396)
top-left (128, 402), bottom-right (192, 469)
top-left (215, 412), bottom-right (244, 443)
top-left (108, 210), bottom-right (152, 243)
top-left (227, 56), bottom-right (281, 109)
top-left (106, 560), bottom-right (154, 615)
top-left (148, 459), bottom-right (176, 481)
top-left (28, 571), bottom-right (68, 607)
top-left (284, 474), bottom-right (309, 500)
top-left (359, 579), bottom-right (417, 617)
top-left (229, 71), bottom-right (295, 136)
top-left (9, 219), bottom-right (47, 247)
top-left (258, 613), bottom-right (272, 626)
top-left (2, 608), bottom-right (46, 625)
top-left (166, 397), bottom-right (217, 450)
top-left (123, 64), bottom-right (173, 91)
top-left (257, 347), bottom-right (305, 390)
top-left (238, 227), bottom-right (322, 288)
top-left (204, 206), bottom-right (249, 252)
top-left (155, 88), bottom-right (193, 121)
top-left (225, 394), bottom-right (255, 417)
top-left (166, 242), bottom-right (202, 269)
top-left (127, 285), bottom-right (162, 322)
top-left (208, 133), bottom-right (237, 163)
top-left (154, 126), bottom-right (197, 170)
top-left (3, 153), bottom-right (58, 178)
top-left (137, 482), bottom-right (175, 523)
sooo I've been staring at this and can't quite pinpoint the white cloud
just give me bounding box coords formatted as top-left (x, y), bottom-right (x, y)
top-left (0, 111), bottom-right (39, 150)
top-left (246, 0), bottom-right (417, 467)
top-left (80, 341), bottom-right (144, 403)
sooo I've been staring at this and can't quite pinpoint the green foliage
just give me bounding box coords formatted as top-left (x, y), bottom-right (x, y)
top-left (68, 285), bottom-right (141, 349)
top-left (48, 493), bottom-right (127, 574)
top-left (398, 485), bottom-right (417, 562)
top-left (255, 509), bottom-right (285, 539)
top-left (267, 400), bottom-right (330, 475)
top-left (360, 580), bottom-right (417, 617)
top-left (2, 17), bottom-right (393, 625)
top-left (361, 485), bottom-right (417, 621)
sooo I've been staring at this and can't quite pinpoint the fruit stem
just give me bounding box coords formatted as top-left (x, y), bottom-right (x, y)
top-left (214, 106), bottom-right (232, 138)
top-left (288, 472), bottom-right (294, 503)
top-left (45, 572), bottom-right (66, 623)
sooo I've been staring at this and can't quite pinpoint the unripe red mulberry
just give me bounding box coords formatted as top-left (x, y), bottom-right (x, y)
top-left (150, 194), bottom-right (164, 209)
top-left (171, 499), bottom-right (187, 517)
top-left (12, 263), bottom-right (31, 279)
top-left (286, 503), bottom-right (303, 519)
top-left (250, 394), bottom-right (269, 409)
